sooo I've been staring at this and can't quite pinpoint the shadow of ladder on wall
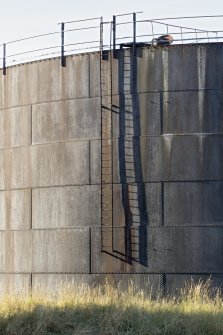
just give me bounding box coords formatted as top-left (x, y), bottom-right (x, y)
top-left (100, 46), bottom-right (147, 265)
top-left (100, 48), bottom-right (113, 253)
top-left (120, 48), bottom-right (142, 264)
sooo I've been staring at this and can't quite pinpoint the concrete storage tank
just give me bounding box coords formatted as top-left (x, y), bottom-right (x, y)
top-left (0, 26), bottom-right (223, 294)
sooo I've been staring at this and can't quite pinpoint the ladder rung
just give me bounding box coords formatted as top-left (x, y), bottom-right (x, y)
top-left (102, 160), bottom-right (112, 164)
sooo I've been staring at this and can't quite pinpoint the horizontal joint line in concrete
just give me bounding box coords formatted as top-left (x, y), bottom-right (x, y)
top-left (0, 52), bottom-right (94, 71)
top-left (0, 225), bottom-right (223, 232)
top-left (113, 133), bottom-right (223, 138)
top-left (0, 271), bottom-right (223, 276)
top-left (1, 132), bottom-right (223, 151)
top-left (115, 179), bottom-right (223, 183)
top-left (0, 227), bottom-right (93, 232)
top-left (0, 183), bottom-right (102, 192)
top-left (0, 88), bottom-right (222, 111)
top-left (0, 272), bottom-right (222, 275)
top-left (2, 179), bottom-right (223, 192)
top-left (0, 95), bottom-right (99, 111)
top-left (0, 138), bottom-right (101, 151)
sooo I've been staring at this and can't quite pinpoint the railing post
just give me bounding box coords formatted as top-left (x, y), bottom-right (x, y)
top-left (3, 44), bottom-right (6, 76)
top-left (113, 15), bottom-right (116, 57)
top-left (100, 16), bottom-right (103, 52)
top-left (133, 12), bottom-right (136, 56)
top-left (61, 22), bottom-right (66, 67)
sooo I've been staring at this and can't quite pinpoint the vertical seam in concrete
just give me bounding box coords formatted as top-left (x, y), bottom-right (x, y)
top-left (197, 46), bottom-right (206, 132)
top-left (88, 55), bottom-right (91, 98)
top-left (30, 188), bottom-right (32, 230)
top-left (161, 182), bottom-right (164, 226)
top-left (30, 104), bottom-right (33, 145)
top-left (162, 49), bottom-right (169, 135)
top-left (89, 140), bottom-right (91, 185)
top-left (160, 92), bottom-right (163, 135)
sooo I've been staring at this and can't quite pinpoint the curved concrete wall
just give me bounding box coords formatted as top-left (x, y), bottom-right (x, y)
top-left (0, 44), bottom-right (223, 294)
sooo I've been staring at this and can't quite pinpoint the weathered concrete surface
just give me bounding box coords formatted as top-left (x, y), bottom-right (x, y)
top-left (0, 189), bottom-right (31, 230)
top-left (32, 229), bottom-right (90, 273)
top-left (1, 55), bottom-right (90, 108)
top-left (31, 141), bottom-right (90, 187)
top-left (32, 185), bottom-right (100, 229)
top-left (32, 97), bottom-right (100, 144)
top-left (112, 93), bottom-right (161, 138)
top-left (113, 135), bottom-right (223, 182)
top-left (0, 140), bottom-right (102, 190)
top-left (112, 91), bottom-right (223, 137)
top-left (91, 226), bottom-right (223, 273)
top-left (112, 48), bottom-right (164, 94)
top-left (148, 226), bottom-right (223, 273)
top-left (90, 53), bottom-right (101, 97)
top-left (164, 182), bottom-right (223, 226)
top-left (0, 231), bottom-right (32, 272)
top-left (163, 91), bottom-right (223, 134)
top-left (111, 44), bottom-right (223, 95)
top-left (113, 183), bottom-right (161, 227)
top-left (0, 106), bottom-right (31, 148)
top-left (0, 43), bottom-right (223, 293)
top-left (90, 139), bottom-right (101, 184)
top-left (113, 181), bottom-right (223, 227)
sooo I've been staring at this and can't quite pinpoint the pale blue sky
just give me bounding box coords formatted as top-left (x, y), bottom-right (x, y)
top-left (1, 0), bottom-right (223, 41)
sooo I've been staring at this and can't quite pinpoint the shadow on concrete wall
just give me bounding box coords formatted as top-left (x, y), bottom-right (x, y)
top-left (114, 48), bottom-right (148, 266)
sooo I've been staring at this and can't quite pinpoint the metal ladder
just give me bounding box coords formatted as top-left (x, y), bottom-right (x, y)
top-left (100, 21), bottom-right (113, 252)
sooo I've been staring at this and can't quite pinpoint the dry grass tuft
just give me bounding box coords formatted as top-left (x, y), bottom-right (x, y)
top-left (0, 279), bottom-right (222, 334)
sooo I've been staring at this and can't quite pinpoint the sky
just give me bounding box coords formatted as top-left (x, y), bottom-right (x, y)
top-left (1, 0), bottom-right (223, 64)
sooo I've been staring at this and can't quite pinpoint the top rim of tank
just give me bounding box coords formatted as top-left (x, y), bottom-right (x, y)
top-left (1, 41), bottom-right (223, 71)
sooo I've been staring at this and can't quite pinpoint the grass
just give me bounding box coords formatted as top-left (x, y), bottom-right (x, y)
top-left (0, 279), bottom-right (222, 334)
